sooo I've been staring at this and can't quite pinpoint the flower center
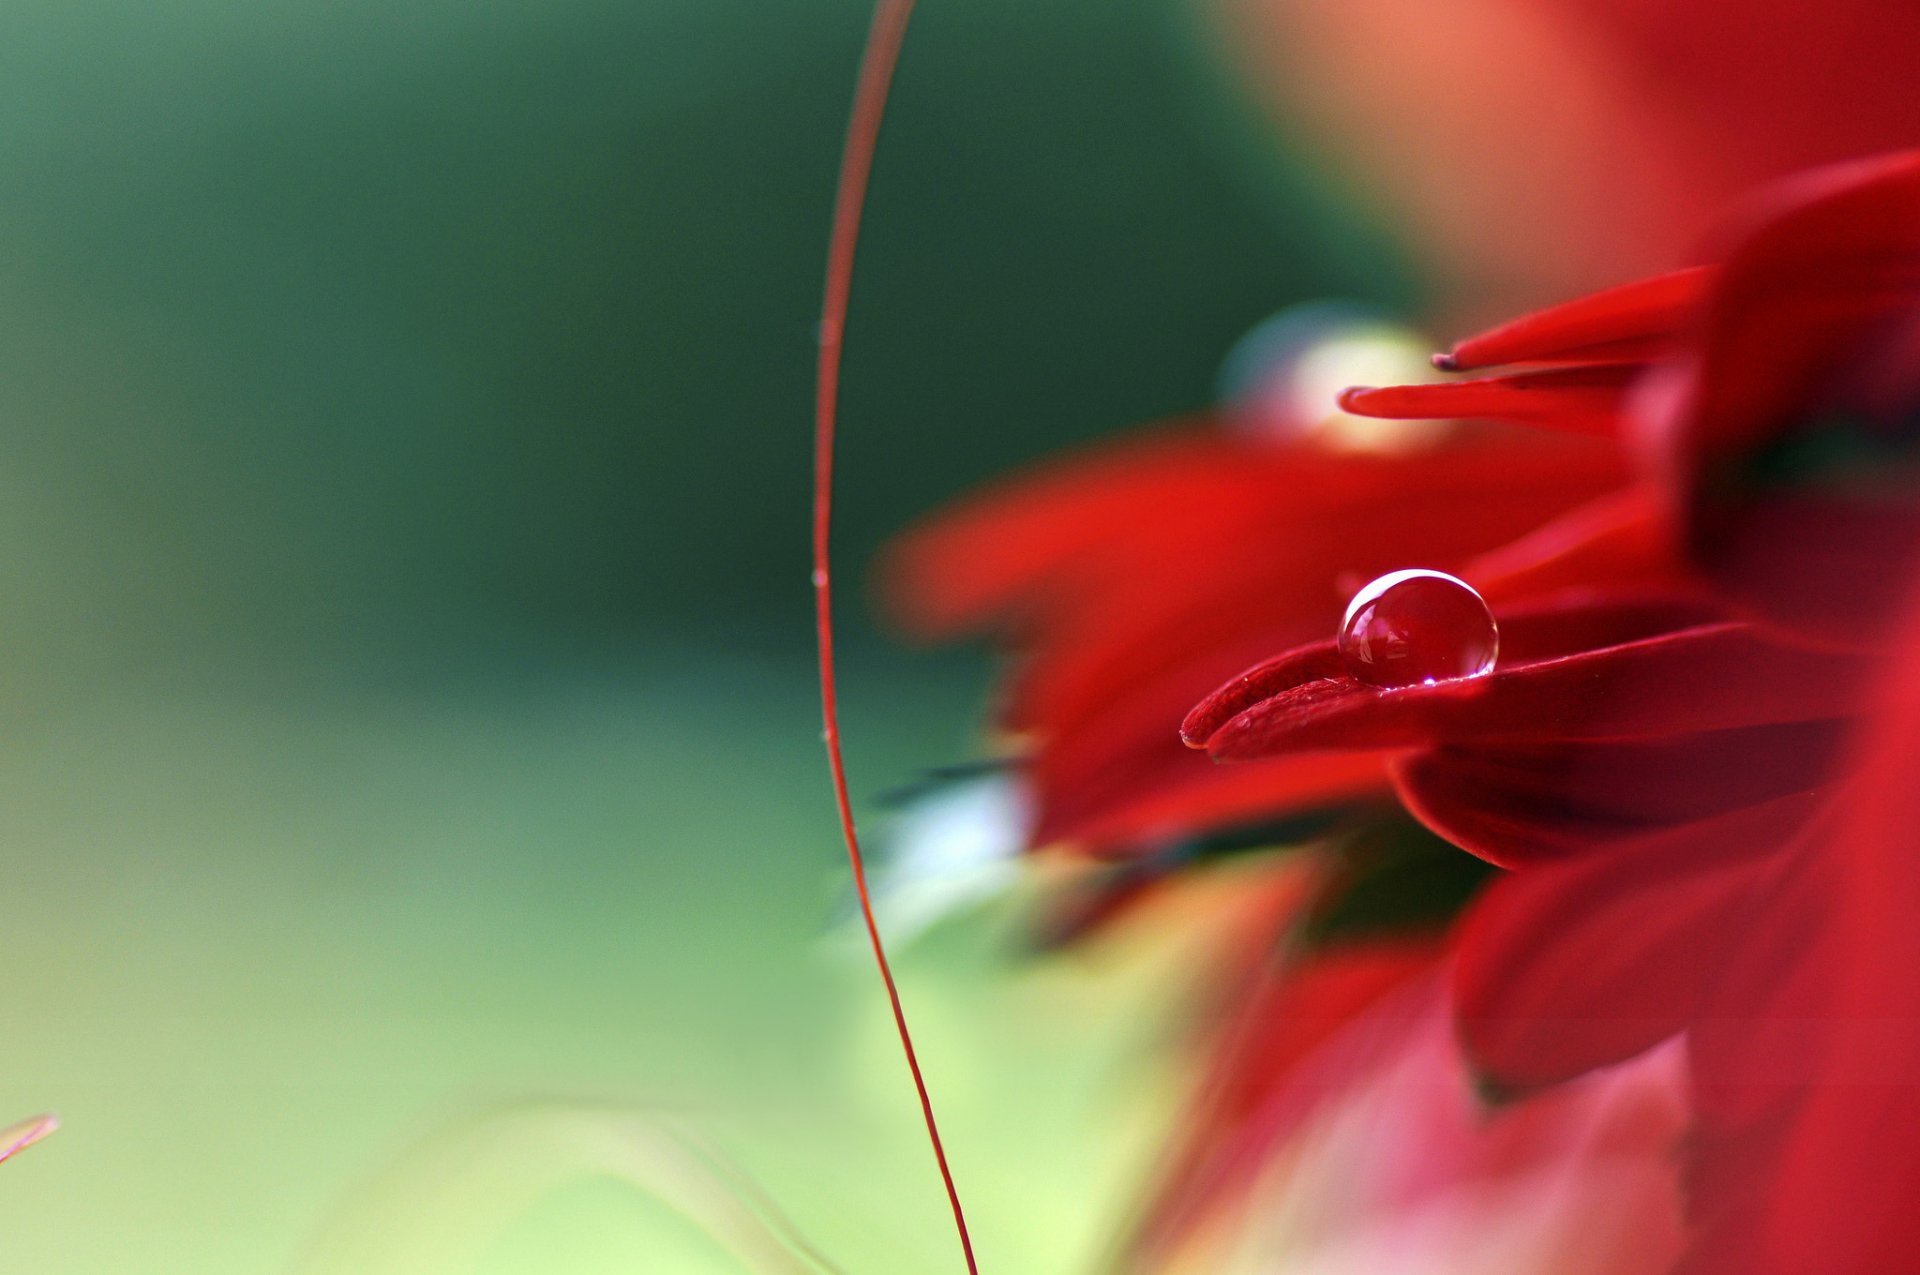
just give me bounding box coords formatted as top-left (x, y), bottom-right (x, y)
top-left (1338, 569), bottom-right (1498, 688)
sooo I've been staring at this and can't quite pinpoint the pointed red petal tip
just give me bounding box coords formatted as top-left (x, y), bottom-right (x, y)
top-left (1440, 267), bottom-right (1709, 373)
top-left (1334, 385), bottom-right (1375, 413)
top-left (1431, 352), bottom-right (1461, 372)
top-left (0, 1113), bottom-right (58, 1165)
top-left (1340, 366), bottom-right (1643, 436)
top-left (1180, 641), bottom-right (1349, 748)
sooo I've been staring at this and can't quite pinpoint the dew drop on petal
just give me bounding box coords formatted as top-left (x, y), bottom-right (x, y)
top-left (1338, 569), bottom-right (1498, 689)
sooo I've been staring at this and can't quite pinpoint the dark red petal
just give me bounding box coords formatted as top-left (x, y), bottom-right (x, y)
top-left (1392, 720), bottom-right (1849, 868)
top-left (1340, 363), bottom-right (1641, 435)
top-left (1192, 602), bottom-right (1863, 762)
top-left (1672, 1115), bottom-right (1800, 1275)
top-left (1688, 494), bottom-right (1920, 647)
top-left (1454, 793), bottom-right (1819, 1089)
top-left (1181, 640), bottom-right (1348, 748)
top-left (1651, 152), bottom-right (1920, 644)
top-left (1680, 149), bottom-right (1920, 458)
top-left (1181, 591), bottom-right (1704, 746)
top-left (1439, 268), bottom-right (1708, 371)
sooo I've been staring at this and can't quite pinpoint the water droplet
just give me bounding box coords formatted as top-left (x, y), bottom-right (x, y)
top-left (1338, 569), bottom-right (1498, 688)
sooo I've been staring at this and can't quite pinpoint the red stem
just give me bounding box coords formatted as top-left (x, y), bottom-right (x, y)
top-left (812, 3), bottom-right (981, 1273)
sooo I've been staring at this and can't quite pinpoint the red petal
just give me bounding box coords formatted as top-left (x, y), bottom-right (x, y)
top-left (1687, 823), bottom-right (1837, 1136)
top-left (1197, 618), bottom-right (1868, 761)
top-left (1454, 793), bottom-right (1819, 1089)
top-left (1178, 588), bottom-right (1711, 745)
top-left (1712, 588), bottom-right (1920, 1273)
top-left (1466, 487), bottom-right (1680, 603)
top-left (1340, 363), bottom-right (1641, 435)
top-left (880, 422), bottom-right (1269, 638)
top-left (1393, 720), bottom-right (1848, 868)
top-left (1439, 268), bottom-right (1708, 371)
top-left (1688, 493), bottom-right (1920, 647)
top-left (1181, 638), bottom-right (1349, 749)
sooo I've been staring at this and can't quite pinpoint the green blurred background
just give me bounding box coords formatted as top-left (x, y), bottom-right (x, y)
top-left (0, 0), bottom-right (1412, 1269)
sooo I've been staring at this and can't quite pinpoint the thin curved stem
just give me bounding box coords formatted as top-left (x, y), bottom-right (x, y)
top-left (812, 3), bottom-right (981, 1273)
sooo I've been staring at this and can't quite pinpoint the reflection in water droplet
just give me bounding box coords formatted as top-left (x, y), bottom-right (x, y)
top-left (1338, 569), bottom-right (1498, 689)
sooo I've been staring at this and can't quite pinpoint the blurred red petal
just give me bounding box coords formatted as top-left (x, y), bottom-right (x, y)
top-left (1467, 488), bottom-right (1680, 602)
top-left (1680, 150), bottom-right (1920, 460)
top-left (1392, 721), bottom-right (1848, 868)
top-left (1217, 0), bottom-right (1920, 310)
top-left (1454, 793), bottom-right (1820, 1089)
top-left (1212, 0), bottom-right (1713, 308)
top-left (1653, 152), bottom-right (1920, 641)
top-left (881, 423), bottom-right (1263, 638)
top-left (1686, 826), bottom-right (1837, 1136)
top-left (1439, 268), bottom-right (1706, 371)
top-left (1707, 590), bottom-right (1920, 1273)
top-left (1129, 938), bottom-right (1442, 1265)
top-left (1689, 496), bottom-right (1920, 647)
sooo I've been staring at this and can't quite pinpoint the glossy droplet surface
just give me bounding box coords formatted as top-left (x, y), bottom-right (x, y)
top-left (1338, 569), bottom-right (1498, 688)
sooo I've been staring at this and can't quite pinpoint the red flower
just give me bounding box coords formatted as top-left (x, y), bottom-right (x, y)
top-left (1187, 149), bottom-right (1920, 1266)
top-left (884, 352), bottom-right (1666, 1256)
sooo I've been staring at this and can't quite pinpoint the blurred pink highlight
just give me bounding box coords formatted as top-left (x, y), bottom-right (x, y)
top-left (0, 1114), bottom-right (58, 1166)
top-left (1212, 0), bottom-right (1920, 317)
top-left (1201, 975), bottom-right (1686, 1275)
